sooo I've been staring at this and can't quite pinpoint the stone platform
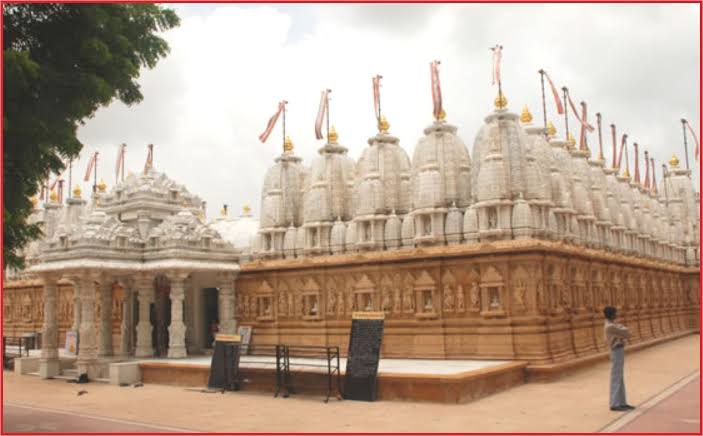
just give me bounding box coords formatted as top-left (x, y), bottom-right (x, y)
top-left (137, 356), bottom-right (527, 404)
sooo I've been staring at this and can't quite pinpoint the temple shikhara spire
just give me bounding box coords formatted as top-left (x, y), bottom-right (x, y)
top-left (7, 47), bottom-right (698, 389)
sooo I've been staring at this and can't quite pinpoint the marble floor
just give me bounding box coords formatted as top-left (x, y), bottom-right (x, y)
top-left (142, 354), bottom-right (509, 375)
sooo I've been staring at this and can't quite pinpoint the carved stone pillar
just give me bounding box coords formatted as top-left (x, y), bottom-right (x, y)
top-left (72, 286), bottom-right (82, 332)
top-left (218, 272), bottom-right (238, 335)
top-left (77, 273), bottom-right (99, 378)
top-left (168, 272), bottom-right (188, 358)
top-left (39, 275), bottom-right (60, 378)
top-left (119, 285), bottom-right (133, 358)
top-left (98, 280), bottom-right (113, 357)
top-left (134, 275), bottom-right (155, 358)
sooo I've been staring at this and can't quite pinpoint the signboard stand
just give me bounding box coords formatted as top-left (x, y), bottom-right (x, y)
top-left (343, 312), bottom-right (384, 401)
top-left (207, 334), bottom-right (242, 392)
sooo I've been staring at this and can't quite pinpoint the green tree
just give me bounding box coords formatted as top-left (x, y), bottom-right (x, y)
top-left (3, 4), bottom-right (180, 269)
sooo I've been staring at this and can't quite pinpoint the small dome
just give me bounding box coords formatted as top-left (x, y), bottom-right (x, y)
top-left (411, 119), bottom-right (471, 209)
top-left (345, 221), bottom-right (357, 253)
top-left (283, 225), bottom-right (297, 258)
top-left (401, 214), bottom-right (414, 247)
top-left (463, 206), bottom-right (478, 241)
top-left (512, 197), bottom-right (532, 237)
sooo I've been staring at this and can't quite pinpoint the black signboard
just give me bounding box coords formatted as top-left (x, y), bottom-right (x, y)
top-left (207, 334), bottom-right (242, 391)
top-left (343, 312), bottom-right (384, 401)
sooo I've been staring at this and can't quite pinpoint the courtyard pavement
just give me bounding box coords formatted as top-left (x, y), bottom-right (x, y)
top-left (2, 334), bottom-right (699, 433)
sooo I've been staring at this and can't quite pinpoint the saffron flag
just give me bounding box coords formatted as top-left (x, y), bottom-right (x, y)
top-left (115, 144), bottom-right (126, 181)
top-left (617, 134), bottom-right (628, 170)
top-left (83, 152), bottom-right (97, 182)
top-left (566, 91), bottom-right (595, 132)
top-left (315, 89), bottom-right (331, 140)
top-left (490, 45), bottom-right (502, 85)
top-left (542, 70), bottom-right (564, 115)
top-left (259, 100), bottom-right (287, 143)
top-left (683, 119), bottom-right (700, 162)
top-left (430, 60), bottom-right (442, 120)
top-left (372, 75), bottom-right (382, 121)
top-left (143, 144), bottom-right (153, 174)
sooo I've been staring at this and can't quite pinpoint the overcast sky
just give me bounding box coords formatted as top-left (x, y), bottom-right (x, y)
top-left (76, 3), bottom-right (700, 219)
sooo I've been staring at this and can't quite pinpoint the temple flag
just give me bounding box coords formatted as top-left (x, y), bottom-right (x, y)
top-left (683, 119), bottom-right (700, 161)
top-left (372, 75), bottom-right (382, 121)
top-left (430, 60), bottom-right (443, 120)
top-left (143, 144), bottom-right (153, 174)
top-left (541, 70), bottom-right (564, 115)
top-left (315, 89), bottom-right (331, 140)
top-left (490, 45), bottom-right (503, 85)
top-left (617, 134), bottom-right (628, 170)
top-left (259, 100), bottom-right (287, 143)
top-left (115, 144), bottom-right (126, 181)
top-left (566, 91), bottom-right (594, 132)
top-left (83, 152), bottom-right (97, 182)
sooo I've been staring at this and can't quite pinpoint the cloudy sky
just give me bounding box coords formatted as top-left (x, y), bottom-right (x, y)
top-left (76, 3), bottom-right (700, 219)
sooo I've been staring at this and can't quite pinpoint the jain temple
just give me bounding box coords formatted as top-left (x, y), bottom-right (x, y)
top-left (3, 92), bottom-right (700, 384)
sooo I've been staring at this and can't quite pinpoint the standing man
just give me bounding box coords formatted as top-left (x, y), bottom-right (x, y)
top-left (604, 306), bottom-right (635, 411)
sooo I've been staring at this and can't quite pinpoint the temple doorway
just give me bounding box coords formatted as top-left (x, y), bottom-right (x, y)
top-left (152, 277), bottom-right (171, 357)
top-left (203, 288), bottom-right (219, 349)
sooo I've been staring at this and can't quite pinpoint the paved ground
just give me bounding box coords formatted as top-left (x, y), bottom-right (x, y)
top-left (2, 334), bottom-right (699, 433)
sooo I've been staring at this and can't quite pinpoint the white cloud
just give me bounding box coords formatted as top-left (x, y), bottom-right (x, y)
top-left (76, 3), bottom-right (700, 219)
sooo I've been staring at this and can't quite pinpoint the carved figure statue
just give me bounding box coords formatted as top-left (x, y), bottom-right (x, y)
top-left (443, 286), bottom-right (454, 312)
top-left (456, 285), bottom-right (465, 312)
top-left (469, 283), bottom-right (480, 309)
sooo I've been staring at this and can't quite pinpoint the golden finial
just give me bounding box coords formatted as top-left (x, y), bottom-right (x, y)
top-left (669, 153), bottom-right (680, 168)
top-left (378, 115), bottom-right (390, 133)
top-left (437, 109), bottom-right (446, 121)
top-left (567, 132), bottom-right (576, 148)
top-left (547, 121), bottom-right (557, 138)
top-left (72, 185), bottom-right (82, 198)
top-left (49, 190), bottom-right (58, 202)
top-left (520, 105), bottom-right (533, 124)
top-left (197, 210), bottom-right (205, 222)
top-left (30, 196), bottom-right (38, 208)
top-left (494, 91), bottom-right (508, 110)
top-left (128, 170), bottom-right (134, 177)
top-left (283, 136), bottom-right (294, 152)
top-left (622, 167), bottom-right (630, 178)
top-left (243, 204), bottom-right (251, 215)
top-left (328, 125), bottom-right (338, 143)
top-left (220, 205), bottom-right (228, 217)
top-left (97, 179), bottom-right (107, 192)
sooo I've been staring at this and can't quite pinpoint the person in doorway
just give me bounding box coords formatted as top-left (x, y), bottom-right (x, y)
top-left (604, 306), bottom-right (635, 411)
top-left (210, 319), bottom-right (220, 347)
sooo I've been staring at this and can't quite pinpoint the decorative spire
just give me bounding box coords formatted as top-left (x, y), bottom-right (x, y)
top-left (220, 204), bottom-right (228, 217)
top-left (669, 153), bottom-right (680, 168)
top-left (611, 124), bottom-right (618, 170)
top-left (494, 91), bottom-right (508, 110)
top-left (283, 135), bottom-right (294, 152)
top-left (97, 179), bottom-right (107, 192)
top-left (567, 132), bottom-right (576, 148)
top-left (547, 120), bottom-right (557, 138)
top-left (622, 137), bottom-right (631, 179)
top-left (520, 105), bottom-right (533, 124)
top-left (72, 185), bottom-right (82, 198)
top-left (378, 114), bottom-right (390, 133)
top-left (328, 125), bottom-right (338, 143)
top-left (242, 203), bottom-right (251, 216)
top-left (49, 190), bottom-right (58, 202)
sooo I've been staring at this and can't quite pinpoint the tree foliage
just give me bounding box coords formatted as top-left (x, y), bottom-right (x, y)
top-left (3, 4), bottom-right (180, 269)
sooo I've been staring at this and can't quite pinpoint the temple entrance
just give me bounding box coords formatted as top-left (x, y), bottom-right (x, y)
top-left (203, 288), bottom-right (219, 349)
top-left (152, 278), bottom-right (172, 357)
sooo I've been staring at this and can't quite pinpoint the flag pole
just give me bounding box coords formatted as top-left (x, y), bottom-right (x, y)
top-left (93, 152), bottom-right (99, 193)
top-left (326, 92), bottom-right (330, 142)
top-left (538, 70), bottom-right (547, 134)
top-left (561, 87), bottom-right (570, 142)
top-left (122, 144), bottom-right (126, 182)
top-left (283, 102), bottom-right (286, 148)
top-left (596, 113), bottom-right (604, 161)
top-left (681, 118), bottom-right (690, 171)
top-left (68, 158), bottom-right (73, 196)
